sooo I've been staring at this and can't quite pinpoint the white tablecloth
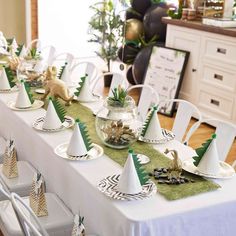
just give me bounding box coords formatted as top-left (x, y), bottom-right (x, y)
top-left (0, 92), bottom-right (236, 236)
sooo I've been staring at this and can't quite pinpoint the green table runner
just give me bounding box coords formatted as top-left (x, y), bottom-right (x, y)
top-left (36, 94), bottom-right (220, 200)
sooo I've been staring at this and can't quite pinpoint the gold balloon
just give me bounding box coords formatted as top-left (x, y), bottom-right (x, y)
top-left (125, 19), bottom-right (144, 41)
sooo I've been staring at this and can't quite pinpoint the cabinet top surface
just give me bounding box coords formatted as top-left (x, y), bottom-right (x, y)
top-left (162, 17), bottom-right (236, 38)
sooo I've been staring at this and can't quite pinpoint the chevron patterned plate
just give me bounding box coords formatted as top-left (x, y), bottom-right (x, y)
top-left (98, 174), bottom-right (157, 201)
top-left (138, 128), bottom-right (175, 144)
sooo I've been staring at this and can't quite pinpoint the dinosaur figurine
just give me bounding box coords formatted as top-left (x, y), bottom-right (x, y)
top-left (41, 66), bottom-right (74, 106)
top-left (164, 148), bottom-right (182, 180)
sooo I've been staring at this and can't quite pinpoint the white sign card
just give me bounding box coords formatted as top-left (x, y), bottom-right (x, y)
top-left (140, 46), bottom-right (189, 116)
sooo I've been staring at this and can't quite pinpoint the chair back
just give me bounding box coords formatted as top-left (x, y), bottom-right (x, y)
top-left (70, 61), bottom-right (99, 85)
top-left (11, 192), bottom-right (49, 236)
top-left (51, 52), bottom-right (74, 70)
top-left (27, 39), bottom-right (42, 51)
top-left (184, 118), bottom-right (236, 162)
top-left (41, 45), bottom-right (56, 66)
top-left (127, 84), bottom-right (160, 123)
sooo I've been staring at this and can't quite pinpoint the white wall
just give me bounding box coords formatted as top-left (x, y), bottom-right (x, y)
top-left (38, 0), bottom-right (97, 58)
top-left (0, 0), bottom-right (26, 44)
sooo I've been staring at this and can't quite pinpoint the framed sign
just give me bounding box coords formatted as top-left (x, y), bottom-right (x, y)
top-left (140, 45), bottom-right (189, 117)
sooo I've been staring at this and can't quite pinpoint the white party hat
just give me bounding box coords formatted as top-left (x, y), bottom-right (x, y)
top-left (75, 74), bottom-right (94, 102)
top-left (67, 120), bottom-right (93, 157)
top-left (195, 134), bottom-right (220, 175)
top-left (42, 98), bottom-right (63, 130)
top-left (15, 81), bottom-right (33, 108)
top-left (117, 150), bottom-right (142, 194)
top-left (11, 38), bottom-right (18, 53)
top-left (0, 31), bottom-right (7, 48)
top-left (33, 60), bottom-right (45, 73)
top-left (60, 62), bottom-right (71, 84)
top-left (141, 106), bottom-right (163, 140)
top-left (0, 68), bottom-right (11, 90)
top-left (19, 45), bottom-right (27, 58)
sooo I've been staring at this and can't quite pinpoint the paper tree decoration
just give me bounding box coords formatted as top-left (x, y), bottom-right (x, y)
top-left (118, 149), bottom-right (143, 194)
top-left (0, 66), bottom-right (15, 90)
top-left (141, 105), bottom-right (163, 140)
top-left (15, 81), bottom-right (34, 108)
top-left (192, 134), bottom-right (220, 175)
top-left (132, 151), bottom-right (149, 185)
top-left (2, 139), bottom-right (18, 179)
top-left (71, 214), bottom-right (85, 236)
top-left (42, 97), bottom-right (66, 130)
top-left (74, 74), bottom-right (94, 102)
top-left (15, 44), bottom-right (27, 58)
top-left (67, 119), bottom-right (93, 157)
top-left (58, 62), bottom-right (68, 80)
top-left (29, 172), bottom-right (48, 217)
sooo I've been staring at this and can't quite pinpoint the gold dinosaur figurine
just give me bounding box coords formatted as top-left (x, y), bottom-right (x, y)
top-left (164, 148), bottom-right (182, 180)
top-left (41, 66), bottom-right (74, 106)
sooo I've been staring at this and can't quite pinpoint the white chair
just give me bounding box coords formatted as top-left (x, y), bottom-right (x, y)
top-left (0, 160), bottom-right (36, 201)
top-left (127, 84), bottom-right (160, 123)
top-left (70, 61), bottom-right (99, 88)
top-left (0, 186), bottom-right (74, 236)
top-left (184, 118), bottom-right (236, 162)
top-left (157, 99), bottom-right (203, 143)
top-left (40, 45), bottom-right (56, 66)
top-left (51, 52), bottom-right (74, 70)
top-left (11, 192), bottom-right (49, 236)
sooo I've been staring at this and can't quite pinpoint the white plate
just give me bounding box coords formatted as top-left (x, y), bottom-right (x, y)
top-left (139, 128), bottom-right (175, 144)
top-left (182, 159), bottom-right (235, 179)
top-left (7, 100), bottom-right (44, 111)
top-left (98, 174), bottom-right (157, 201)
top-left (76, 94), bottom-right (102, 103)
top-left (35, 88), bottom-right (45, 94)
top-left (54, 142), bottom-right (104, 161)
top-left (137, 154), bottom-right (150, 164)
top-left (32, 116), bottom-right (75, 132)
top-left (0, 86), bottom-right (19, 93)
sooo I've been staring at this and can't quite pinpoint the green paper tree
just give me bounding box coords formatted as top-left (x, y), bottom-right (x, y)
top-left (50, 97), bottom-right (66, 123)
top-left (74, 75), bottom-right (87, 97)
top-left (129, 149), bottom-right (149, 185)
top-left (15, 44), bottom-right (24, 57)
top-left (4, 66), bottom-right (16, 88)
top-left (76, 119), bottom-right (93, 151)
top-left (193, 134), bottom-right (217, 167)
top-left (57, 62), bottom-right (68, 79)
top-left (23, 81), bottom-right (34, 104)
top-left (141, 106), bottom-right (158, 137)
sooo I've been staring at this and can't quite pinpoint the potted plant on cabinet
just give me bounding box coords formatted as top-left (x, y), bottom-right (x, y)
top-left (88, 0), bottom-right (124, 87)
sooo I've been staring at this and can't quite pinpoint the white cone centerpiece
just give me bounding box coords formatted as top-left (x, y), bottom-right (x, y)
top-left (141, 106), bottom-right (163, 140)
top-left (59, 62), bottom-right (71, 84)
top-left (67, 119), bottom-right (93, 157)
top-left (117, 150), bottom-right (142, 194)
top-left (19, 45), bottom-right (27, 58)
top-left (15, 81), bottom-right (34, 108)
top-left (42, 97), bottom-right (65, 130)
top-left (0, 67), bottom-right (11, 90)
top-left (74, 74), bottom-right (94, 102)
top-left (193, 134), bottom-right (220, 175)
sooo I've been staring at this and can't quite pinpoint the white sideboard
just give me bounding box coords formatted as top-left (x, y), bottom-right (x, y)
top-left (164, 19), bottom-right (236, 125)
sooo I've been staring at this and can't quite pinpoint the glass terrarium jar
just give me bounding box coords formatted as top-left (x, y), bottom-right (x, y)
top-left (95, 95), bottom-right (139, 149)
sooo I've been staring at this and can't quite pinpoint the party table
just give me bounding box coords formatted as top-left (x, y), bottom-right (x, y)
top-left (0, 92), bottom-right (236, 236)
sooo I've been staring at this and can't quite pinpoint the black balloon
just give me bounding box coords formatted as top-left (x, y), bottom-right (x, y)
top-left (143, 3), bottom-right (168, 42)
top-left (133, 45), bottom-right (153, 84)
top-left (118, 43), bottom-right (140, 64)
top-left (131, 0), bottom-right (152, 15)
top-left (126, 66), bottom-right (136, 85)
top-left (125, 8), bottom-right (143, 21)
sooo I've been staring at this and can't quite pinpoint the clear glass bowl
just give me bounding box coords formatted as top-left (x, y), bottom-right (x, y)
top-left (95, 95), bottom-right (139, 149)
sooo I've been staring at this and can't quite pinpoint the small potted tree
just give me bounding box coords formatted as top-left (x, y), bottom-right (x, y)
top-left (88, 0), bottom-right (124, 87)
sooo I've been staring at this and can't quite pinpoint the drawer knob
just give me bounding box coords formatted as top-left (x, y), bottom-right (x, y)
top-left (210, 99), bottom-right (220, 106)
top-left (192, 68), bottom-right (197, 72)
top-left (217, 48), bottom-right (226, 54)
top-left (214, 74), bottom-right (223, 81)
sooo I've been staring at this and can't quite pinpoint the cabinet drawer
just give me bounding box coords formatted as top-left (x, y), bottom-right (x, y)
top-left (202, 64), bottom-right (236, 92)
top-left (203, 38), bottom-right (236, 65)
top-left (198, 89), bottom-right (233, 119)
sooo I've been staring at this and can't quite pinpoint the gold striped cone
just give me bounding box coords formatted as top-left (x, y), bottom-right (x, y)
top-left (2, 148), bottom-right (18, 179)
